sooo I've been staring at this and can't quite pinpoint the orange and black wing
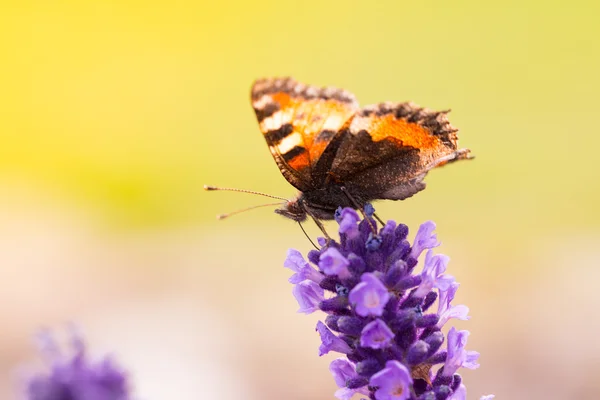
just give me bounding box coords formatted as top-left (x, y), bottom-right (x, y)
top-left (331, 102), bottom-right (471, 201)
top-left (251, 77), bottom-right (359, 191)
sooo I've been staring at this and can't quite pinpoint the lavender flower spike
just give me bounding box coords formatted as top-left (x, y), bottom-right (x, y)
top-left (284, 207), bottom-right (492, 400)
top-left (21, 328), bottom-right (132, 400)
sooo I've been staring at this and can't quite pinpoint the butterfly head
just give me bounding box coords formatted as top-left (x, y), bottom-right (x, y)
top-left (274, 196), bottom-right (307, 222)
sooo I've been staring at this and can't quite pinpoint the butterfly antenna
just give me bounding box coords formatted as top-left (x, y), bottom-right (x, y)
top-left (216, 202), bottom-right (283, 220)
top-left (298, 221), bottom-right (318, 250)
top-left (204, 185), bottom-right (288, 201)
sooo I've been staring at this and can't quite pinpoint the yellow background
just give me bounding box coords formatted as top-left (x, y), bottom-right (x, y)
top-left (1, 1), bottom-right (599, 399)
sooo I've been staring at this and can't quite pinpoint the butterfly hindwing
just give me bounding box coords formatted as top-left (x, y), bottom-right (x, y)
top-left (330, 102), bottom-right (470, 201)
top-left (251, 77), bottom-right (359, 191)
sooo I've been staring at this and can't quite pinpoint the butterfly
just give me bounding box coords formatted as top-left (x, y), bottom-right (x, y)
top-left (249, 77), bottom-right (471, 231)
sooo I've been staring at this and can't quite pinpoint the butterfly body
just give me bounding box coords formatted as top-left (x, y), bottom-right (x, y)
top-left (251, 77), bottom-right (471, 222)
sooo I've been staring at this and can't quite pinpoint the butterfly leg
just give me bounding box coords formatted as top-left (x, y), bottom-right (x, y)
top-left (298, 221), bottom-right (319, 250)
top-left (339, 186), bottom-right (378, 234)
top-left (310, 214), bottom-right (333, 245)
top-left (302, 204), bottom-right (333, 246)
top-left (372, 213), bottom-right (385, 226)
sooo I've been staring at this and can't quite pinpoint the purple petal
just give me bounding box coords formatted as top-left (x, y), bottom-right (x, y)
top-left (410, 221), bottom-right (440, 259)
top-left (438, 305), bottom-right (471, 328)
top-left (319, 248), bottom-right (351, 279)
top-left (334, 387), bottom-right (357, 400)
top-left (349, 273), bottom-right (390, 317)
top-left (329, 358), bottom-right (357, 388)
top-left (328, 358), bottom-right (370, 400)
top-left (360, 319), bottom-right (395, 349)
top-left (338, 208), bottom-right (360, 238)
top-left (435, 274), bottom-right (456, 292)
top-left (292, 280), bottom-right (324, 314)
top-left (285, 249), bottom-right (323, 284)
top-left (449, 385), bottom-right (495, 400)
top-left (369, 360), bottom-right (412, 400)
top-left (316, 321), bottom-right (352, 356)
top-left (334, 386), bottom-right (370, 400)
top-left (443, 327), bottom-right (478, 376)
top-left (464, 350), bottom-right (481, 370)
top-left (437, 280), bottom-right (459, 316)
top-left (437, 281), bottom-right (470, 327)
top-left (414, 250), bottom-right (449, 297)
top-left (449, 384), bottom-right (467, 400)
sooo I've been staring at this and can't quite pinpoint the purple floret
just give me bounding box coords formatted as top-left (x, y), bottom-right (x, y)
top-left (360, 319), bottom-right (395, 349)
top-left (370, 360), bottom-right (413, 400)
top-left (442, 327), bottom-right (480, 378)
top-left (410, 221), bottom-right (440, 259)
top-left (292, 280), bottom-right (324, 314)
top-left (319, 247), bottom-right (352, 279)
top-left (349, 273), bottom-right (390, 317)
top-left (284, 249), bottom-right (323, 284)
top-left (316, 321), bottom-right (352, 356)
top-left (329, 358), bottom-right (369, 400)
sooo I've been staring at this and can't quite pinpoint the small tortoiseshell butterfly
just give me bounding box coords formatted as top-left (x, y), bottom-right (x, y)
top-left (248, 77), bottom-right (471, 224)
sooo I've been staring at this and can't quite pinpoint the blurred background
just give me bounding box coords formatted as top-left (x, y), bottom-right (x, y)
top-left (1, 1), bottom-right (599, 399)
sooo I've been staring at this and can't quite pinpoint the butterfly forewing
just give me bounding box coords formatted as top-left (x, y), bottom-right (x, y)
top-left (251, 77), bottom-right (358, 191)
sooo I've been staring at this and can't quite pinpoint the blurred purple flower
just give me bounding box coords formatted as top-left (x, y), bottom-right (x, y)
top-left (284, 207), bottom-right (491, 399)
top-left (370, 360), bottom-right (412, 400)
top-left (20, 329), bottom-right (131, 400)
